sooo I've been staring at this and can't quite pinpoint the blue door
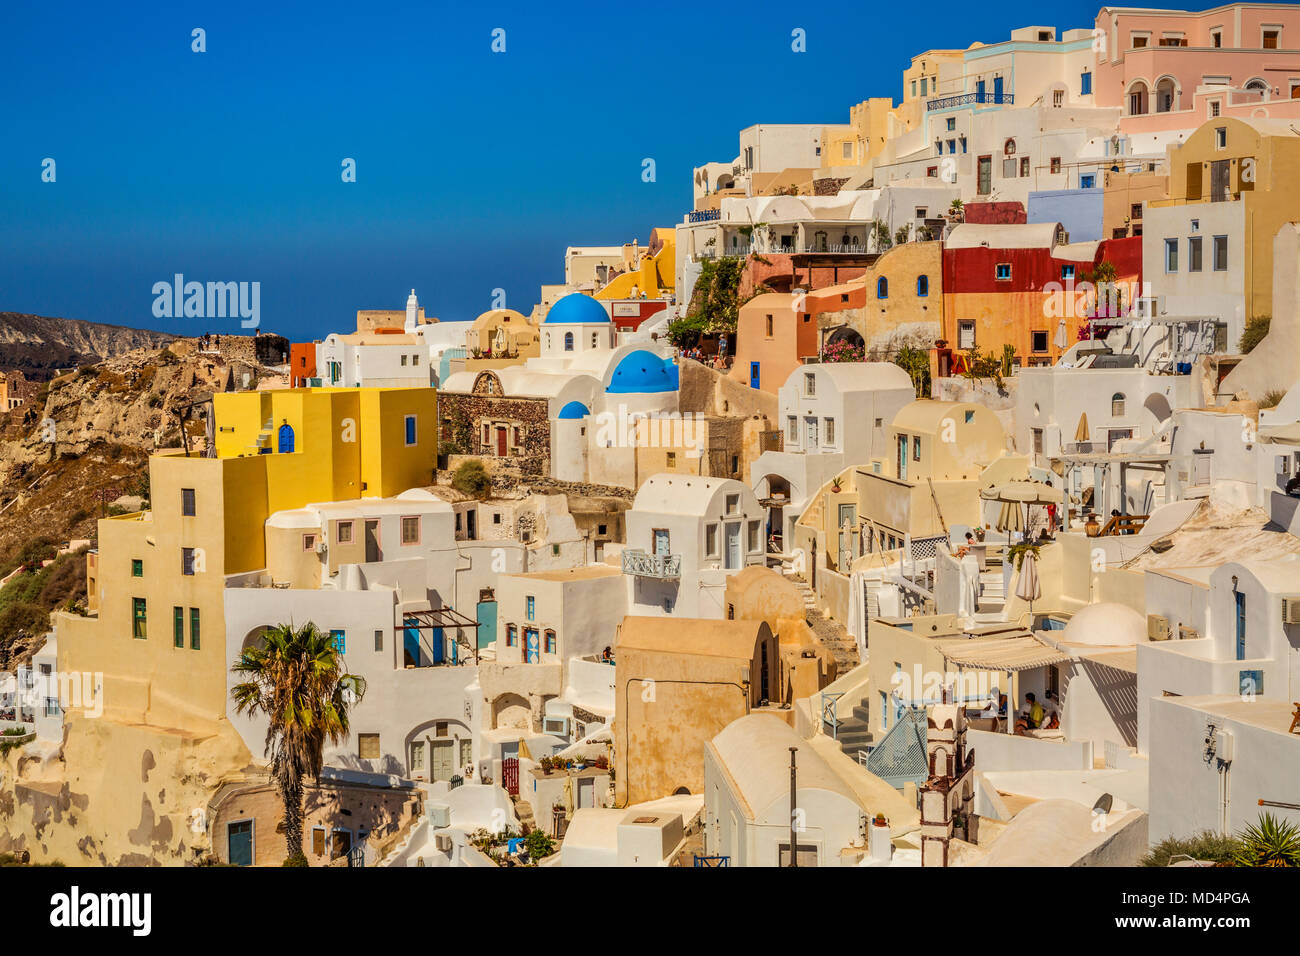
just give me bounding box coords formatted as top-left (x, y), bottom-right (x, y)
top-left (277, 423), bottom-right (295, 453)
top-left (476, 600), bottom-right (497, 649)
top-left (403, 618), bottom-right (421, 667)
top-left (525, 628), bottom-right (540, 664)
top-left (228, 821), bottom-right (253, 866)
top-left (432, 626), bottom-right (444, 665)
top-left (1235, 591), bottom-right (1246, 660)
top-left (976, 79), bottom-right (986, 99)
top-left (993, 76), bottom-right (1003, 102)
top-left (749, 362), bottom-right (760, 389)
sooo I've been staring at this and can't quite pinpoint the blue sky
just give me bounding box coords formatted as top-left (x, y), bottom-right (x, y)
top-left (0, 0), bottom-right (1186, 343)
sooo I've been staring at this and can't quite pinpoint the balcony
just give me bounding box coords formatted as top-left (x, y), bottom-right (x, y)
top-left (927, 92), bottom-right (1014, 111)
top-left (621, 549), bottom-right (681, 580)
top-left (759, 430), bottom-right (784, 453)
top-left (687, 209), bottom-right (721, 223)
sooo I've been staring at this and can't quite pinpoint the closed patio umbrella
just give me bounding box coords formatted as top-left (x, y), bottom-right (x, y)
top-left (1055, 318), bottom-right (1069, 350)
top-left (1075, 411), bottom-right (1090, 444)
top-left (1015, 548), bottom-right (1043, 637)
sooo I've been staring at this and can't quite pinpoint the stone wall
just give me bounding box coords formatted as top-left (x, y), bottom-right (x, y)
top-left (439, 392), bottom-right (551, 478)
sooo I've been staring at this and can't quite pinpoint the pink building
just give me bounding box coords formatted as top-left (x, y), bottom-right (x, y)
top-left (1094, 3), bottom-right (1300, 133)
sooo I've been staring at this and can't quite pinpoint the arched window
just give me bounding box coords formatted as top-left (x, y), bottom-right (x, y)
top-left (563, 332), bottom-right (574, 352)
top-left (916, 274), bottom-right (929, 297)
top-left (1004, 138), bottom-right (1017, 156)
top-left (877, 276), bottom-right (889, 299)
top-left (1111, 392), bottom-right (1126, 417)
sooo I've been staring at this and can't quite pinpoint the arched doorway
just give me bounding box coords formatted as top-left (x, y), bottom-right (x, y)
top-left (277, 422), bottom-right (295, 454)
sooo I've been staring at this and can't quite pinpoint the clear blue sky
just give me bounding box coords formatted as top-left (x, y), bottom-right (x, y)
top-left (0, 0), bottom-right (1186, 342)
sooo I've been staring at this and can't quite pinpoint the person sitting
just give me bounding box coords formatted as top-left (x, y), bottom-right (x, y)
top-left (1042, 690), bottom-right (1061, 730)
top-left (1014, 692), bottom-right (1043, 735)
top-left (1287, 473), bottom-right (1300, 498)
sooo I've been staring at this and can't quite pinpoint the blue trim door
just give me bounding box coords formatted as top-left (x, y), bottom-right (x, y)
top-left (749, 362), bottom-right (760, 389)
top-left (228, 821), bottom-right (253, 866)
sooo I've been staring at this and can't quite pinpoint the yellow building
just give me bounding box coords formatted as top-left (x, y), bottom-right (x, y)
top-left (464, 308), bottom-right (540, 370)
top-left (59, 386), bottom-right (437, 729)
top-left (594, 228), bottom-right (676, 300)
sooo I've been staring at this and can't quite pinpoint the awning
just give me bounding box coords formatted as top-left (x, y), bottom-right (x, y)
top-left (936, 635), bottom-right (1071, 672)
top-left (1262, 422), bottom-right (1300, 447)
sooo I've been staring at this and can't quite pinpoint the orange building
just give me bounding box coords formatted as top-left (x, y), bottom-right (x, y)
top-left (729, 292), bottom-right (819, 394)
top-left (289, 342), bottom-right (317, 387)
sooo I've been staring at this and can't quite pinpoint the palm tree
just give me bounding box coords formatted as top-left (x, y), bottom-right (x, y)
top-left (231, 623), bottom-right (366, 864)
top-left (1234, 812), bottom-right (1300, 867)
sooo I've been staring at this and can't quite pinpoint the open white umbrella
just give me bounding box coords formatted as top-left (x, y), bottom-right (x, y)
top-left (980, 480), bottom-right (1058, 505)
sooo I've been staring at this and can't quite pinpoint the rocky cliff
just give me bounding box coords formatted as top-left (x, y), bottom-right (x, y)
top-left (0, 312), bottom-right (177, 380)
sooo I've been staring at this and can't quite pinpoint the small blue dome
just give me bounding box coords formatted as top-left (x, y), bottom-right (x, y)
top-left (607, 350), bottom-right (679, 393)
top-left (544, 293), bottom-right (611, 324)
top-left (557, 401), bottom-right (590, 420)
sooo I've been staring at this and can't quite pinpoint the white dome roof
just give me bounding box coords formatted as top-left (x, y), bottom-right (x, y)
top-left (1061, 602), bottom-right (1146, 646)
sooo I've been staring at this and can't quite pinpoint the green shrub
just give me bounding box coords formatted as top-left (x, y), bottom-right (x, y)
top-left (451, 461), bottom-right (491, 499)
top-left (1140, 830), bottom-right (1240, 867)
top-left (1234, 813), bottom-right (1300, 867)
top-left (282, 852), bottom-right (309, 867)
top-left (1240, 315), bottom-right (1271, 354)
top-left (523, 828), bottom-right (554, 862)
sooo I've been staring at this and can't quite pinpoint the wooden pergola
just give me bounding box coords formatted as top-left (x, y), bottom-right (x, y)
top-left (402, 606), bottom-right (481, 665)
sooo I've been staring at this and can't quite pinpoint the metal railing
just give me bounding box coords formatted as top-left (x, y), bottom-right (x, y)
top-left (687, 209), bottom-right (721, 223)
top-left (821, 691), bottom-right (844, 739)
top-left (927, 91), bottom-right (1014, 111)
top-left (621, 549), bottom-right (682, 580)
top-left (694, 855), bottom-right (731, 867)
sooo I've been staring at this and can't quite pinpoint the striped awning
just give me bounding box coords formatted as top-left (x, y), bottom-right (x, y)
top-left (936, 635), bottom-right (1070, 672)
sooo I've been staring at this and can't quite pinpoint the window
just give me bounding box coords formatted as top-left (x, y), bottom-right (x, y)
top-left (946, 118), bottom-right (956, 131)
top-left (915, 207), bottom-right (927, 219)
top-left (916, 275), bottom-right (929, 297)
top-left (765, 314), bottom-right (773, 336)
top-left (1208, 100), bottom-right (1220, 118)
top-left (131, 559), bottom-right (143, 577)
top-left (506, 625), bottom-right (517, 647)
top-left (182, 547), bottom-right (196, 576)
top-left (590, 332), bottom-right (598, 348)
top-left (1188, 235), bottom-right (1203, 272)
top-left (181, 488), bottom-right (196, 517)
top-left (1130, 202), bottom-right (1143, 222)
top-left (1211, 30), bottom-right (1221, 48)
top-left (374, 629), bottom-right (383, 651)
top-left (412, 354), bottom-right (420, 365)
top-left (787, 416), bottom-right (797, 441)
top-left (1061, 265), bottom-right (1075, 281)
top-left (1164, 238), bottom-right (1179, 272)
top-left (804, 373), bottom-right (815, 396)
top-left (401, 516), bottom-right (420, 545)
top-left (1213, 236), bottom-right (1228, 271)
top-left (564, 332), bottom-right (574, 351)
top-left (1112, 393), bottom-right (1126, 417)
top-left (337, 521), bottom-right (353, 544)
top-left (400, 354), bottom-right (408, 366)
top-left (190, 608), bottom-right (200, 650)
top-left (1053, 89), bottom-right (1064, 107)
top-left (964, 410), bottom-right (975, 424)
top-left (824, 418), bottom-right (835, 445)
top-left (132, 598), bottom-right (147, 639)
top-left (912, 436), bottom-right (921, 461)
top-left (958, 320), bottom-right (976, 349)
top-left (747, 520), bottom-right (760, 553)
top-left (1032, 330), bottom-right (1049, 352)
top-left (330, 629), bottom-right (346, 654)
top-left (725, 494), bottom-right (740, 515)
top-left (173, 606), bottom-right (184, 648)
top-left (920, 77), bottom-right (928, 96)
top-left (1050, 157), bottom-right (1061, 174)
top-left (1263, 28), bottom-right (1280, 50)
top-left (1032, 428), bottom-right (1044, 454)
top-left (877, 277), bottom-right (888, 299)
top-left (544, 630), bottom-right (556, 654)
top-left (1215, 126), bottom-right (1227, 149)
top-left (358, 734), bottom-right (380, 760)
top-left (706, 523), bottom-right (718, 557)
top-left (526, 596), bottom-right (535, 621)
top-left (1080, 71), bottom-right (1092, 96)
top-left (404, 415), bottom-right (417, 446)
top-left (302, 534), bottom-right (315, 552)
top-left (1019, 156), bottom-right (1029, 177)
top-left (995, 263), bottom-right (1011, 281)
top-left (1131, 33), bottom-right (1148, 48)
top-left (666, 451), bottom-right (677, 468)
top-left (927, 166), bottom-right (938, 178)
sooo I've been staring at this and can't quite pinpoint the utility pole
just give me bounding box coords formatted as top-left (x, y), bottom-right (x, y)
top-left (788, 746), bottom-right (799, 868)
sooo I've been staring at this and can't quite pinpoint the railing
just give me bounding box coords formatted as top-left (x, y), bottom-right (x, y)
top-left (759, 430), bottom-right (784, 453)
top-left (694, 855), bottom-right (730, 867)
top-left (927, 91), bottom-right (1014, 111)
top-left (821, 691), bottom-right (844, 739)
top-left (696, 244), bottom-right (752, 259)
top-left (621, 549), bottom-right (682, 580)
top-left (687, 209), bottom-right (721, 223)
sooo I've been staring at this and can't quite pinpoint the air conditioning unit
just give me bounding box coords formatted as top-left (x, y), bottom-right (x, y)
top-left (427, 803), bottom-right (451, 828)
top-left (1178, 624), bottom-right (1201, 641)
top-left (1283, 598), bottom-right (1300, 625)
top-left (1147, 614), bottom-right (1171, 641)
top-left (434, 833), bottom-right (453, 852)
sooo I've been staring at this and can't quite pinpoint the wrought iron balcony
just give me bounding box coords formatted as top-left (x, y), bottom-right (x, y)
top-left (621, 549), bottom-right (682, 580)
top-left (927, 92), bottom-right (1014, 111)
top-left (687, 208), bottom-right (721, 223)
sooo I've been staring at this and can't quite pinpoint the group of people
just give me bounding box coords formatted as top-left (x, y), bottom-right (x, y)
top-left (982, 690), bottom-right (1061, 735)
